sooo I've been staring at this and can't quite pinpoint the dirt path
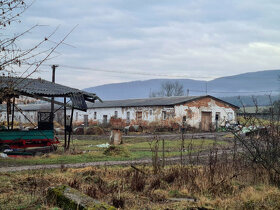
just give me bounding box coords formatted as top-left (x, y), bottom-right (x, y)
top-left (64, 132), bottom-right (230, 141)
top-left (0, 148), bottom-right (236, 173)
top-left (0, 157), bottom-right (177, 173)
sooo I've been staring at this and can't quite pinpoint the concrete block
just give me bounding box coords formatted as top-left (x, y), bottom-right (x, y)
top-left (48, 185), bottom-right (115, 210)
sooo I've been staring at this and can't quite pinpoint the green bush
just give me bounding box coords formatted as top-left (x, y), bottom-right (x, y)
top-left (103, 146), bottom-right (130, 157)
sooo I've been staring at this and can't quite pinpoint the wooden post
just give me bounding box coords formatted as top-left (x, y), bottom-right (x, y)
top-left (11, 97), bottom-right (15, 129)
top-left (180, 120), bottom-right (185, 166)
top-left (6, 98), bottom-right (10, 130)
top-left (67, 107), bottom-right (74, 150)
top-left (162, 138), bottom-right (165, 168)
top-left (64, 97), bottom-right (67, 151)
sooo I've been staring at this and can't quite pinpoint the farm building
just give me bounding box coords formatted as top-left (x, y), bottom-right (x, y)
top-left (1, 95), bottom-right (238, 131)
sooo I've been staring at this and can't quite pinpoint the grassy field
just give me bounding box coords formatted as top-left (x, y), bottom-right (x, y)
top-left (1, 134), bottom-right (280, 209)
top-left (1, 165), bottom-right (280, 209)
top-left (0, 137), bottom-right (227, 166)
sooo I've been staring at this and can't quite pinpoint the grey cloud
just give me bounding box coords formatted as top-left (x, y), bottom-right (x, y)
top-left (10, 0), bottom-right (280, 88)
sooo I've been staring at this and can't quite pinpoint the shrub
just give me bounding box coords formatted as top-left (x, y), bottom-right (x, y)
top-left (103, 146), bottom-right (130, 157)
top-left (85, 126), bottom-right (105, 135)
top-left (130, 171), bottom-right (146, 192)
top-left (149, 176), bottom-right (161, 190)
top-left (111, 196), bottom-right (125, 208)
top-left (163, 168), bottom-right (179, 184)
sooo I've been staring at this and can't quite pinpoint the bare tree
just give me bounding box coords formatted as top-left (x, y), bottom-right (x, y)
top-left (0, 1), bottom-right (76, 100)
top-left (150, 81), bottom-right (184, 97)
top-left (233, 95), bottom-right (280, 186)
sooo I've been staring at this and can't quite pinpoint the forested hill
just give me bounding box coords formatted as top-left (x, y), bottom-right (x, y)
top-left (84, 70), bottom-right (280, 106)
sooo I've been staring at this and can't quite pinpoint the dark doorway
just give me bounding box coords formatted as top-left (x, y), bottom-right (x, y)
top-left (103, 115), bottom-right (108, 124)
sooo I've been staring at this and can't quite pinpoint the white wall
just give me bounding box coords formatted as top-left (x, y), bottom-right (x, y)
top-left (175, 97), bottom-right (236, 129)
top-left (0, 97), bottom-right (237, 130)
top-left (72, 106), bottom-right (174, 124)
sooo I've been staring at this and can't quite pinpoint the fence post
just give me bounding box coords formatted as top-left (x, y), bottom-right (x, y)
top-left (162, 138), bottom-right (165, 168)
top-left (180, 120), bottom-right (185, 166)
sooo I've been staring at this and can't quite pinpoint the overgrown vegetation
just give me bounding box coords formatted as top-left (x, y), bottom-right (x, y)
top-left (233, 97), bottom-right (280, 187)
top-left (2, 149), bottom-right (280, 209)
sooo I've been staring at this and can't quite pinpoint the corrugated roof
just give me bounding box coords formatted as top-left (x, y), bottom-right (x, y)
top-left (0, 95), bottom-right (239, 111)
top-left (0, 103), bottom-right (61, 112)
top-left (87, 95), bottom-right (238, 108)
top-left (0, 76), bottom-right (99, 100)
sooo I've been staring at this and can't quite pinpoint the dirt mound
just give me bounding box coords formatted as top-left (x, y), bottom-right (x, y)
top-left (85, 126), bottom-right (105, 135)
top-left (74, 127), bottom-right (84, 135)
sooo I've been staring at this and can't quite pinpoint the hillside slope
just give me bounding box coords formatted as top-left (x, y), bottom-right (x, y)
top-left (84, 70), bottom-right (280, 101)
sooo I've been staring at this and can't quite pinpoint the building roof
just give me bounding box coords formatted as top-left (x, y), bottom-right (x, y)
top-left (0, 76), bottom-right (99, 99)
top-left (0, 76), bottom-right (101, 111)
top-left (0, 95), bottom-right (239, 112)
top-left (0, 103), bottom-right (61, 112)
top-left (87, 95), bottom-right (239, 109)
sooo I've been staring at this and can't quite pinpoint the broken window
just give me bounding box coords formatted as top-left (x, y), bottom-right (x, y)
top-left (84, 115), bottom-right (88, 127)
top-left (127, 111), bottom-right (130, 122)
top-left (103, 115), bottom-right (108, 124)
top-left (215, 112), bottom-right (220, 121)
top-left (162, 111), bottom-right (167, 120)
top-left (94, 112), bottom-right (97, 120)
top-left (136, 111), bottom-right (142, 121)
top-left (76, 112), bottom-right (79, 121)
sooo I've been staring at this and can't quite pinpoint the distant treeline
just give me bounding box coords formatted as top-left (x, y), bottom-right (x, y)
top-left (220, 95), bottom-right (280, 107)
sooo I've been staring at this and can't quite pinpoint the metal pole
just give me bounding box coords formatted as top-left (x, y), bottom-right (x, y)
top-left (51, 65), bottom-right (58, 121)
top-left (67, 107), bottom-right (74, 150)
top-left (64, 97), bottom-right (67, 151)
top-left (11, 97), bottom-right (15, 129)
top-left (6, 98), bottom-right (10, 130)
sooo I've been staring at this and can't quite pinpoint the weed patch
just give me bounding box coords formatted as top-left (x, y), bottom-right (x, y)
top-left (103, 145), bottom-right (130, 157)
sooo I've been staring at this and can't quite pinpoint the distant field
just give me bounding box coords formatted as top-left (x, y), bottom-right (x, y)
top-left (0, 137), bottom-right (227, 167)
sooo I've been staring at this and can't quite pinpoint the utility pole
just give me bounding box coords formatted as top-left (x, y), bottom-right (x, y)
top-left (51, 65), bottom-right (58, 121)
top-left (186, 89), bottom-right (189, 97)
top-left (205, 82), bottom-right (208, 95)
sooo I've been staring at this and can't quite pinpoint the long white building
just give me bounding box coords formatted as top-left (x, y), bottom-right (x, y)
top-left (0, 95), bottom-right (238, 131)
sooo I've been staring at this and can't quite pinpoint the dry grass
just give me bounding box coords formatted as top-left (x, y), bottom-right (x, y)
top-left (1, 153), bottom-right (280, 209)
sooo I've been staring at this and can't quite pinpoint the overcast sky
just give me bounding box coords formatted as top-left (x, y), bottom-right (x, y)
top-left (10, 0), bottom-right (280, 89)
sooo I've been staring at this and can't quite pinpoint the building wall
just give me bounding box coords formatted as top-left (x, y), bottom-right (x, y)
top-left (72, 106), bottom-right (174, 125)
top-left (0, 97), bottom-right (237, 130)
top-left (0, 110), bottom-right (38, 124)
top-left (175, 97), bottom-right (237, 129)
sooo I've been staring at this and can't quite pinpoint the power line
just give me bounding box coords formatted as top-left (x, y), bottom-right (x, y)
top-left (21, 63), bottom-right (280, 94)
top-left (39, 64), bottom-right (215, 79)
top-left (27, 63), bottom-right (280, 81)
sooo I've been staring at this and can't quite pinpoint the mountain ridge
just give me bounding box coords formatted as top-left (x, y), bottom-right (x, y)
top-left (84, 70), bottom-right (280, 102)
